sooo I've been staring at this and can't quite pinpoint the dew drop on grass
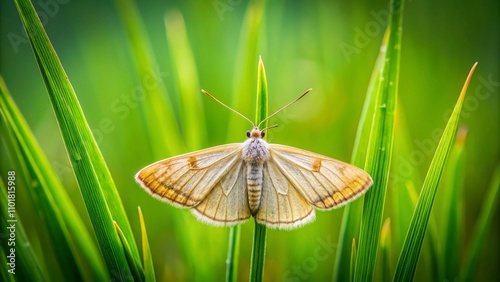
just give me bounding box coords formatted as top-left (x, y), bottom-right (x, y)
top-left (72, 151), bottom-right (82, 162)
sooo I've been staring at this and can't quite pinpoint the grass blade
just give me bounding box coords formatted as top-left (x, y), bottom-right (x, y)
top-left (333, 27), bottom-right (389, 282)
top-left (225, 3), bottom-right (266, 281)
top-left (354, 0), bottom-right (404, 279)
top-left (14, 0), bottom-right (140, 279)
top-left (226, 0), bottom-right (266, 141)
top-left (226, 225), bottom-right (241, 282)
top-left (392, 105), bottom-right (442, 280)
top-left (114, 222), bottom-right (145, 282)
top-left (460, 163), bottom-right (500, 281)
top-left (164, 10), bottom-right (206, 151)
top-left (380, 218), bottom-right (392, 282)
top-left (393, 63), bottom-right (478, 281)
top-left (249, 56), bottom-right (268, 282)
top-left (350, 239), bottom-right (357, 282)
top-left (0, 77), bottom-right (107, 280)
top-left (441, 127), bottom-right (467, 280)
top-left (114, 0), bottom-right (184, 157)
top-left (138, 207), bottom-right (156, 282)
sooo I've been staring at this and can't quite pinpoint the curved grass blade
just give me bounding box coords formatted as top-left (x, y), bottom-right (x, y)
top-left (0, 77), bottom-right (107, 280)
top-left (226, 0), bottom-right (266, 141)
top-left (226, 224), bottom-right (240, 282)
top-left (392, 105), bottom-right (442, 279)
top-left (333, 27), bottom-right (389, 282)
top-left (350, 239), bottom-right (357, 282)
top-left (164, 10), bottom-right (206, 151)
top-left (393, 63), bottom-right (478, 281)
top-left (114, 0), bottom-right (184, 157)
top-left (114, 222), bottom-right (145, 282)
top-left (354, 0), bottom-right (404, 280)
top-left (380, 218), bottom-right (392, 282)
top-left (460, 163), bottom-right (500, 281)
top-left (441, 127), bottom-right (467, 280)
top-left (14, 0), bottom-right (139, 279)
top-left (138, 207), bottom-right (156, 282)
top-left (249, 56), bottom-right (268, 282)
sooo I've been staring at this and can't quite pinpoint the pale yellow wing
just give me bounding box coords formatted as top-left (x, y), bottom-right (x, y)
top-left (135, 144), bottom-right (244, 208)
top-left (254, 161), bottom-right (315, 229)
top-left (268, 144), bottom-right (373, 210)
top-left (192, 161), bottom-right (251, 226)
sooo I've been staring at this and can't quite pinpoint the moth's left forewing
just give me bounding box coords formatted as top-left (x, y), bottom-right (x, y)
top-left (192, 161), bottom-right (252, 226)
top-left (135, 144), bottom-right (243, 207)
top-left (269, 144), bottom-right (373, 210)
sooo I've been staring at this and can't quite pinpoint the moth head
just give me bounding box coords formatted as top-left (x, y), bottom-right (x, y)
top-left (247, 127), bottom-right (264, 139)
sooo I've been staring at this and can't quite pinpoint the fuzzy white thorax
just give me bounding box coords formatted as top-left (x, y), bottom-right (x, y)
top-left (242, 128), bottom-right (270, 214)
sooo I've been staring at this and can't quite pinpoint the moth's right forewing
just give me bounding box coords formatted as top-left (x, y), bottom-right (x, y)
top-left (135, 144), bottom-right (243, 207)
top-left (269, 144), bottom-right (373, 209)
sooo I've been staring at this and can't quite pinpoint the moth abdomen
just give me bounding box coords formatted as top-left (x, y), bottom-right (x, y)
top-left (247, 163), bottom-right (264, 215)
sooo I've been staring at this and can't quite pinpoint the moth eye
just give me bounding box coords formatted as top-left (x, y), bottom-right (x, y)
top-left (261, 131), bottom-right (265, 137)
top-left (246, 131), bottom-right (251, 138)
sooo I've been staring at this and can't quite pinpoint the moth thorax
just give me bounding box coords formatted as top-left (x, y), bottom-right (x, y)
top-left (242, 138), bottom-right (270, 164)
top-left (246, 162), bottom-right (264, 215)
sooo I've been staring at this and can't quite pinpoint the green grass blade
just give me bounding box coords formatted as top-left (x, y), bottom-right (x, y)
top-left (14, 0), bottom-right (139, 279)
top-left (441, 127), bottom-right (467, 280)
top-left (226, 225), bottom-right (241, 282)
top-left (393, 63), bottom-right (478, 281)
top-left (333, 28), bottom-right (389, 282)
top-left (0, 77), bottom-right (107, 280)
top-left (114, 222), bottom-right (145, 282)
top-left (226, 0), bottom-right (266, 141)
top-left (380, 218), bottom-right (392, 282)
top-left (164, 10), bottom-right (206, 151)
top-left (460, 163), bottom-right (500, 281)
top-left (0, 178), bottom-right (47, 281)
top-left (138, 207), bottom-right (156, 282)
top-left (354, 0), bottom-right (404, 280)
top-left (391, 106), bottom-right (421, 250)
top-left (114, 0), bottom-right (184, 157)
top-left (249, 56), bottom-right (268, 282)
top-left (226, 3), bottom-right (266, 279)
top-left (255, 56), bottom-right (269, 125)
top-left (392, 105), bottom-right (442, 280)
top-left (350, 239), bottom-right (357, 282)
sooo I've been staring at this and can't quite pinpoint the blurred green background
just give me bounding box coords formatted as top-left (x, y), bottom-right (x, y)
top-left (1, 0), bottom-right (498, 281)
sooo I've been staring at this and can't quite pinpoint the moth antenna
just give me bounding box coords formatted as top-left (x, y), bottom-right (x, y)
top-left (261, 124), bottom-right (278, 132)
top-left (202, 89), bottom-right (255, 127)
top-left (257, 88), bottom-right (312, 129)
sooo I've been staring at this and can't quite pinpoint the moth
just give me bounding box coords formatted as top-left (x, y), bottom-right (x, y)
top-left (135, 89), bottom-right (373, 229)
